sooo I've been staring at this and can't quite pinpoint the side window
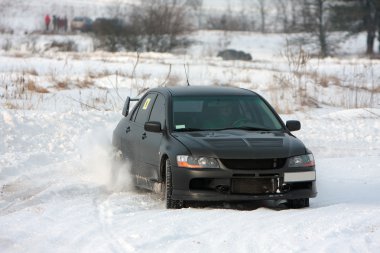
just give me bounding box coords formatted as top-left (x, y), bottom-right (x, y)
top-left (129, 102), bottom-right (141, 122)
top-left (134, 93), bottom-right (157, 125)
top-left (149, 94), bottom-right (166, 127)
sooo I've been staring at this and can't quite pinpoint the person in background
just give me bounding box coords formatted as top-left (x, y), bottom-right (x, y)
top-left (53, 15), bottom-right (57, 32)
top-left (44, 14), bottom-right (51, 31)
top-left (63, 16), bottom-right (68, 32)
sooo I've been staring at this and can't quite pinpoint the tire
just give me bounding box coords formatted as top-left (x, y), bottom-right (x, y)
top-left (164, 159), bottom-right (184, 209)
top-left (287, 198), bottom-right (310, 209)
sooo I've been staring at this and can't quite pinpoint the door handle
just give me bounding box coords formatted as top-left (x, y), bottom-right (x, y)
top-left (126, 126), bottom-right (130, 133)
top-left (142, 132), bottom-right (147, 140)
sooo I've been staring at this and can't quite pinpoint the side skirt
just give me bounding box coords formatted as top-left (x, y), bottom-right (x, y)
top-left (135, 174), bottom-right (163, 194)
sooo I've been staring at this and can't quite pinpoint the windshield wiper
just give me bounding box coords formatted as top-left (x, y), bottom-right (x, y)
top-left (174, 127), bottom-right (204, 132)
top-left (216, 126), bottom-right (275, 131)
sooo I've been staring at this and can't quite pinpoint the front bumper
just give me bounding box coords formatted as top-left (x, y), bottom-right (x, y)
top-left (171, 166), bottom-right (317, 201)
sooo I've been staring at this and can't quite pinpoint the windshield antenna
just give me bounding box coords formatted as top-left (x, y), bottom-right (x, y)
top-left (184, 63), bottom-right (190, 86)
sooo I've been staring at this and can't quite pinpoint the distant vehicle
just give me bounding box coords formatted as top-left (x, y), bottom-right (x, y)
top-left (92, 18), bottom-right (125, 35)
top-left (218, 49), bottom-right (252, 61)
top-left (71, 16), bottom-right (93, 32)
top-left (112, 86), bottom-right (317, 209)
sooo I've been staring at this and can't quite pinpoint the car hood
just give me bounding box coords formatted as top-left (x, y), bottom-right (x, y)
top-left (172, 130), bottom-right (306, 159)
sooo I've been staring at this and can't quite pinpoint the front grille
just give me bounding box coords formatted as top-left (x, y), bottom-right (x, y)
top-left (231, 178), bottom-right (277, 194)
top-left (220, 158), bottom-right (286, 170)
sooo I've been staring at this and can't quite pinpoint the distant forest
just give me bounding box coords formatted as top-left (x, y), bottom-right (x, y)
top-left (1, 0), bottom-right (380, 56)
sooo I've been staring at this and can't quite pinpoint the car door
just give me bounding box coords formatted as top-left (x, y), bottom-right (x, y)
top-left (140, 93), bottom-right (166, 182)
top-left (127, 93), bottom-right (157, 180)
top-left (119, 101), bottom-right (140, 166)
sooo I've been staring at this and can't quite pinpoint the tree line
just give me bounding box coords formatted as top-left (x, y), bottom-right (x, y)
top-left (1, 0), bottom-right (380, 56)
top-left (93, 0), bottom-right (380, 56)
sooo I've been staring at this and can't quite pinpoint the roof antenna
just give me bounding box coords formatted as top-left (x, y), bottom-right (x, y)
top-left (184, 63), bottom-right (190, 86)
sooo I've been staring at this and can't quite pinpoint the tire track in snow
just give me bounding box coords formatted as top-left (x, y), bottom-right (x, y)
top-left (94, 194), bottom-right (136, 252)
top-left (92, 189), bottom-right (165, 252)
top-left (0, 177), bottom-right (51, 216)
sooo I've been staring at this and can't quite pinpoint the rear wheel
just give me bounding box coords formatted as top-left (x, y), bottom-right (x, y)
top-left (287, 198), bottom-right (309, 209)
top-left (164, 159), bottom-right (184, 209)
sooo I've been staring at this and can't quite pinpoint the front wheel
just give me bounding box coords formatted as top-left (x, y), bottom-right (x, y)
top-left (287, 198), bottom-right (310, 209)
top-left (164, 159), bottom-right (184, 209)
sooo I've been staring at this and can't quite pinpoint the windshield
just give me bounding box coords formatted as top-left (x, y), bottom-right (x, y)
top-left (172, 95), bottom-right (283, 131)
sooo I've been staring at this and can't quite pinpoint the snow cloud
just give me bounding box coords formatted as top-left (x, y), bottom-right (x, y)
top-left (78, 125), bottom-right (133, 193)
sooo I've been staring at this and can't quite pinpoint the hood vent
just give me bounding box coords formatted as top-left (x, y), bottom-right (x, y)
top-left (205, 138), bottom-right (248, 149)
top-left (246, 138), bottom-right (283, 147)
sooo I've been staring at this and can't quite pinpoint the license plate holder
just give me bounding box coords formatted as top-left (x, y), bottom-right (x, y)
top-left (231, 178), bottom-right (276, 194)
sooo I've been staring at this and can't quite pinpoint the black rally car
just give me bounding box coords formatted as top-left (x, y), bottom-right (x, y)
top-left (112, 86), bottom-right (317, 209)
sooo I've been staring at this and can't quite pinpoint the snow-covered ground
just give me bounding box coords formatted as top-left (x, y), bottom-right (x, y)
top-left (1, 107), bottom-right (379, 253)
top-left (1, 1), bottom-right (380, 252)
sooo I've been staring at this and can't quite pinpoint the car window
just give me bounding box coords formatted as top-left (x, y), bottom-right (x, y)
top-left (172, 95), bottom-right (283, 131)
top-left (129, 102), bottom-right (140, 122)
top-left (134, 93), bottom-right (157, 125)
top-left (240, 97), bottom-right (282, 129)
top-left (149, 94), bottom-right (165, 127)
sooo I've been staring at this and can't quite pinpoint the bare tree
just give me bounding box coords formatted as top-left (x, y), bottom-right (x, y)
top-left (273, 0), bottom-right (307, 33)
top-left (0, 0), bottom-right (21, 14)
top-left (256, 0), bottom-right (266, 33)
top-left (361, 0), bottom-right (379, 54)
top-left (206, 0), bottom-right (256, 32)
top-left (0, 0), bottom-right (26, 31)
top-left (238, 0), bottom-right (255, 31)
top-left (107, 0), bottom-right (128, 19)
top-left (186, 0), bottom-right (203, 29)
top-left (329, 0), bottom-right (380, 55)
top-left (92, 0), bottom-right (193, 52)
top-left (275, 0), bottom-right (289, 32)
top-left (301, 0), bottom-right (314, 31)
top-left (316, 0), bottom-right (328, 57)
top-left (299, 0), bottom-right (331, 57)
top-left (92, 1), bottom-right (129, 52)
top-left (130, 0), bottom-right (193, 52)
top-left (290, 0), bottom-right (300, 31)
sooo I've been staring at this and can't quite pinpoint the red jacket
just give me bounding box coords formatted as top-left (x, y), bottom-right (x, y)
top-left (45, 15), bottom-right (51, 25)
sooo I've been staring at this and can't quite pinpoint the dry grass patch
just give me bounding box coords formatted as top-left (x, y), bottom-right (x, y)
top-left (26, 80), bottom-right (49, 93)
top-left (87, 69), bottom-right (112, 79)
top-left (71, 54), bottom-right (83, 60)
top-left (76, 77), bottom-right (94, 88)
top-left (240, 75), bottom-right (252, 83)
top-left (308, 72), bottom-right (341, 88)
top-left (271, 104), bottom-right (294, 114)
top-left (166, 74), bottom-right (181, 86)
top-left (56, 81), bottom-right (69, 90)
top-left (3, 101), bottom-right (19, 109)
top-left (11, 52), bottom-right (29, 58)
top-left (24, 68), bottom-right (39, 76)
top-left (3, 100), bottom-right (35, 110)
top-left (372, 85), bottom-right (380, 93)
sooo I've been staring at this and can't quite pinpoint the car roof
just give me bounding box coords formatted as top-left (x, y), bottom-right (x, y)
top-left (149, 86), bottom-right (257, 97)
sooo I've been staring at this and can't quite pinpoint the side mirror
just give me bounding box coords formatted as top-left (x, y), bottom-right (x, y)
top-left (122, 97), bottom-right (139, 117)
top-left (122, 97), bottom-right (131, 117)
top-left (286, 120), bottom-right (301, 131)
top-left (144, 121), bottom-right (162, 133)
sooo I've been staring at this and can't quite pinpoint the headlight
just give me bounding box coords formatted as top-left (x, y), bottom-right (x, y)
top-left (177, 155), bottom-right (220, 168)
top-left (288, 154), bottom-right (315, 167)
